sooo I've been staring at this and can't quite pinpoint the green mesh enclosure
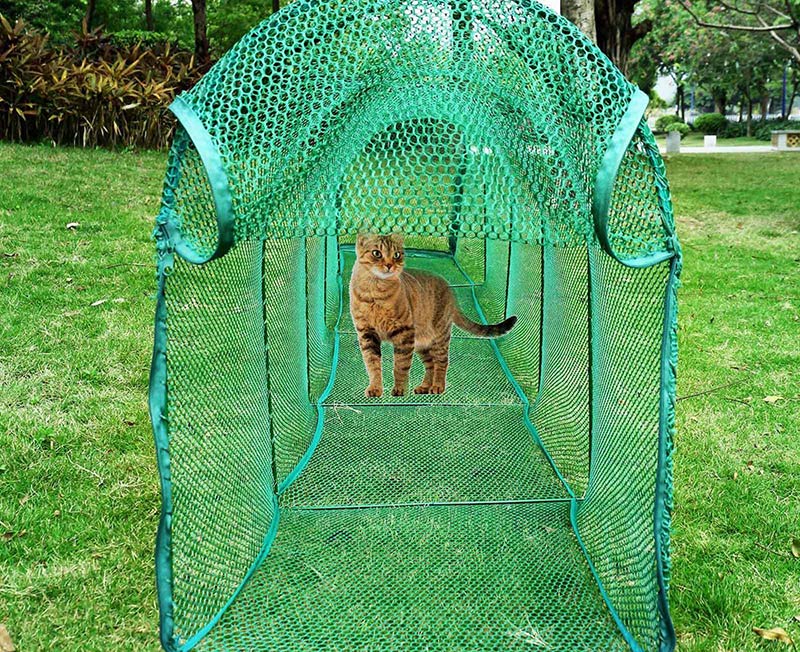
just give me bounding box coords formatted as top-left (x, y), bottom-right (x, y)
top-left (148, 1), bottom-right (681, 650)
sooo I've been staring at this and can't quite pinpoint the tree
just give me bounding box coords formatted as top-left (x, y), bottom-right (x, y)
top-left (562, 0), bottom-right (596, 42)
top-left (595, 0), bottom-right (652, 74)
top-left (679, 0), bottom-right (800, 64)
top-left (561, 0), bottom-right (652, 73)
top-left (145, 0), bottom-right (153, 30)
top-left (631, 0), bottom-right (786, 131)
top-left (84, 0), bottom-right (96, 30)
top-left (191, 0), bottom-right (210, 66)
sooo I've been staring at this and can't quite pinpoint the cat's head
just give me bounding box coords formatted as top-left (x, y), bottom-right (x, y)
top-left (355, 233), bottom-right (405, 280)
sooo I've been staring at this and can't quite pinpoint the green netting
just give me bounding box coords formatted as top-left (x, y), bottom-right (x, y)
top-left (148, 0), bottom-right (681, 650)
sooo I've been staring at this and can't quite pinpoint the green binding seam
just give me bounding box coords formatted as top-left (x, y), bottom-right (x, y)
top-left (178, 493), bottom-right (282, 652)
top-left (654, 254), bottom-right (679, 651)
top-left (148, 249), bottom-right (177, 651)
top-left (168, 95), bottom-right (235, 264)
top-left (277, 252), bottom-right (345, 494)
top-left (592, 89), bottom-right (674, 269)
top-left (570, 499), bottom-right (645, 652)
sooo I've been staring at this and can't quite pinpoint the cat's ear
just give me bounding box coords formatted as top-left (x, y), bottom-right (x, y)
top-left (356, 233), bottom-right (367, 251)
top-left (389, 232), bottom-right (404, 247)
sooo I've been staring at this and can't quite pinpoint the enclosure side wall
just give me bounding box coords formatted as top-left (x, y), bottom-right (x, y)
top-left (575, 249), bottom-right (673, 650)
top-left (160, 241), bottom-right (276, 647)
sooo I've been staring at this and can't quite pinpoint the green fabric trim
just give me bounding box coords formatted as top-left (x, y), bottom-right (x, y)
top-left (178, 494), bottom-right (282, 652)
top-left (654, 254), bottom-right (680, 651)
top-left (148, 247), bottom-right (177, 651)
top-left (277, 253), bottom-right (345, 494)
top-left (593, 90), bottom-right (673, 269)
top-left (168, 96), bottom-right (235, 264)
top-left (569, 499), bottom-right (644, 652)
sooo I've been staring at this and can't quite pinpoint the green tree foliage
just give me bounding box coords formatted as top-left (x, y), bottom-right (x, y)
top-left (207, 0), bottom-right (271, 53)
top-left (631, 0), bottom-right (788, 130)
top-left (0, 0), bottom-right (193, 46)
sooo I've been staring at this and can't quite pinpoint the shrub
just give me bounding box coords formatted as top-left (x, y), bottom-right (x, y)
top-left (692, 113), bottom-right (728, 135)
top-left (0, 15), bottom-right (201, 149)
top-left (655, 114), bottom-right (684, 132)
top-left (753, 118), bottom-right (796, 141)
top-left (667, 122), bottom-right (690, 137)
top-left (720, 120), bottom-right (747, 138)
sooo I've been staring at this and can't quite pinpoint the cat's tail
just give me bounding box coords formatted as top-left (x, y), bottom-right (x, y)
top-left (453, 311), bottom-right (518, 338)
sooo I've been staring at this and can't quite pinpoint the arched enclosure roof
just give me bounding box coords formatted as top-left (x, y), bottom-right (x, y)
top-left (158, 0), bottom-right (676, 267)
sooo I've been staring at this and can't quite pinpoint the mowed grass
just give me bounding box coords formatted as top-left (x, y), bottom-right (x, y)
top-left (0, 143), bottom-right (798, 651)
top-left (0, 144), bottom-right (164, 650)
top-left (666, 153), bottom-right (800, 650)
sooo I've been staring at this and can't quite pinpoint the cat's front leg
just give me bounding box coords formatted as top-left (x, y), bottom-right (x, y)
top-left (389, 325), bottom-right (415, 396)
top-left (357, 327), bottom-right (383, 397)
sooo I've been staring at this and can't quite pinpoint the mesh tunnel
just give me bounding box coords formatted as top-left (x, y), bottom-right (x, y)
top-left (148, 0), bottom-right (681, 650)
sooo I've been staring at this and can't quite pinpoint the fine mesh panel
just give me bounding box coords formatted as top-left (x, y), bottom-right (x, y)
top-left (498, 242), bottom-right (543, 399)
top-left (262, 238), bottom-right (318, 487)
top-left (164, 243), bottom-right (275, 641)
top-left (473, 238), bottom-right (511, 325)
top-left (529, 245), bottom-right (590, 495)
top-left (307, 237), bottom-right (336, 400)
top-left (279, 405), bottom-right (567, 507)
top-left (163, 126), bottom-right (218, 259)
top-left (576, 250), bottom-right (670, 645)
top-left (197, 503), bottom-right (629, 652)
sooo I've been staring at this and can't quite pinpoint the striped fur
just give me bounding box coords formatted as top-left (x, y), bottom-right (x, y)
top-left (349, 233), bottom-right (517, 397)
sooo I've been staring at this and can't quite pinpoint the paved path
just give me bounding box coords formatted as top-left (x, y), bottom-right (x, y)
top-left (659, 145), bottom-right (774, 154)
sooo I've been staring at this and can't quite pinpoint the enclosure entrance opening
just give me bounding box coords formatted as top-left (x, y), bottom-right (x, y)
top-left (149, 1), bottom-right (681, 650)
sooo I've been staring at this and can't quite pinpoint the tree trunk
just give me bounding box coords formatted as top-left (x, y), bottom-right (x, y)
top-left (594, 0), bottom-right (651, 75)
top-left (714, 92), bottom-right (726, 115)
top-left (145, 0), bottom-right (154, 31)
top-left (84, 0), bottom-right (96, 30)
top-left (746, 98), bottom-right (753, 136)
top-left (760, 93), bottom-right (770, 121)
top-left (562, 0), bottom-right (597, 42)
top-left (676, 84), bottom-right (685, 122)
top-left (191, 0), bottom-right (210, 67)
top-left (272, 0), bottom-right (280, 13)
top-left (789, 81), bottom-right (799, 118)
top-left (738, 101), bottom-right (743, 122)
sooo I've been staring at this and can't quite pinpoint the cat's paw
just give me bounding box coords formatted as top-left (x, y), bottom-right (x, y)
top-left (413, 384), bottom-right (431, 394)
top-left (429, 384), bottom-right (446, 394)
top-left (391, 386), bottom-right (406, 396)
top-left (365, 385), bottom-right (383, 397)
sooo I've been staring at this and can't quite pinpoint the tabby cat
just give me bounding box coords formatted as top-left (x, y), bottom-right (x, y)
top-left (349, 233), bottom-right (517, 397)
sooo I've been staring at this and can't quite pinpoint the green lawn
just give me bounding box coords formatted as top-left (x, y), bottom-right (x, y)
top-left (656, 133), bottom-right (767, 148)
top-left (1, 143), bottom-right (798, 651)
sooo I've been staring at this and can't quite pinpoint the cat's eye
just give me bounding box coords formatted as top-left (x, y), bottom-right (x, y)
top-left (393, 252), bottom-right (402, 260)
top-left (371, 250), bottom-right (382, 259)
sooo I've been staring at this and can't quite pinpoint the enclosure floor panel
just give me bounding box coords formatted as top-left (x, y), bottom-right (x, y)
top-left (326, 335), bottom-right (521, 406)
top-left (338, 250), bottom-right (485, 338)
top-left (197, 502), bottom-right (628, 652)
top-left (279, 404), bottom-right (567, 507)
